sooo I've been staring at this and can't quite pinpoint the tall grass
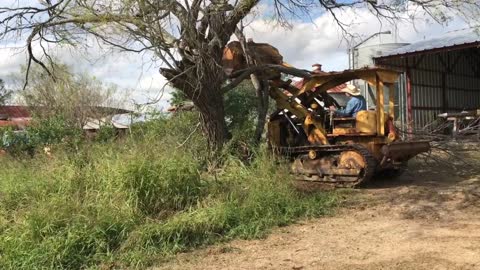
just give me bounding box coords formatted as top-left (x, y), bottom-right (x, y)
top-left (0, 112), bottom-right (337, 269)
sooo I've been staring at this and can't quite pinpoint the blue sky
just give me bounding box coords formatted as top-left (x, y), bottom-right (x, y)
top-left (0, 0), bottom-right (471, 111)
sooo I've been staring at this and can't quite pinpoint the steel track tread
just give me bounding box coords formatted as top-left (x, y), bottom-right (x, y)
top-left (283, 144), bottom-right (377, 189)
top-left (273, 144), bottom-right (355, 156)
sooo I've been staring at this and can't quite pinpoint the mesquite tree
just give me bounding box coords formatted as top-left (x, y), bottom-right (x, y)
top-left (1, 0), bottom-right (478, 149)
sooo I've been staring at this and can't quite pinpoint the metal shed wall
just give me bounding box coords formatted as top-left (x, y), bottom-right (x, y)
top-left (375, 47), bottom-right (480, 130)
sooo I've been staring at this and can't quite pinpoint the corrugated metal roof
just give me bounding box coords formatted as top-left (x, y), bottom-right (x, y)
top-left (0, 106), bottom-right (31, 118)
top-left (377, 28), bottom-right (480, 58)
top-left (83, 117), bottom-right (130, 130)
top-left (0, 105), bottom-right (132, 118)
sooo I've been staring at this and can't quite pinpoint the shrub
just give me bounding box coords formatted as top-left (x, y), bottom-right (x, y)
top-left (0, 128), bottom-right (36, 157)
top-left (27, 115), bottom-right (83, 148)
top-left (95, 124), bottom-right (117, 143)
top-left (0, 116), bottom-right (83, 157)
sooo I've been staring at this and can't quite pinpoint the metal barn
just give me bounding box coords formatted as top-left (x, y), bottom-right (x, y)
top-left (374, 29), bottom-right (480, 130)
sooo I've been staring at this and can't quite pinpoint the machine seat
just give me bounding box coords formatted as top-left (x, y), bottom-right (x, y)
top-left (331, 110), bottom-right (377, 135)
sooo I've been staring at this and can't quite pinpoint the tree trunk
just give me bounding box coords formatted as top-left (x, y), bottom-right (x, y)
top-left (253, 77), bottom-right (269, 143)
top-left (159, 51), bottom-right (229, 151)
top-left (193, 87), bottom-right (230, 151)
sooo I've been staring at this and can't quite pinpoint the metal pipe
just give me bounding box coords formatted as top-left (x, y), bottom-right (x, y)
top-left (284, 113), bottom-right (300, 134)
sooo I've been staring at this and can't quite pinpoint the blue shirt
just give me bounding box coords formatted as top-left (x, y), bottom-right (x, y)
top-left (335, 96), bottom-right (366, 117)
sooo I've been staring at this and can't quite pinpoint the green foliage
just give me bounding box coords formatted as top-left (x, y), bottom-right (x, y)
top-left (169, 81), bottom-right (259, 140)
top-left (117, 152), bottom-right (336, 267)
top-left (0, 116), bottom-right (84, 156)
top-left (1, 200), bottom-right (135, 269)
top-left (95, 124), bottom-right (117, 143)
top-left (0, 128), bottom-right (35, 156)
top-left (169, 90), bottom-right (188, 107)
top-left (27, 115), bottom-right (83, 146)
top-left (224, 82), bottom-right (257, 130)
top-left (129, 111), bottom-right (207, 159)
top-left (0, 112), bottom-right (337, 269)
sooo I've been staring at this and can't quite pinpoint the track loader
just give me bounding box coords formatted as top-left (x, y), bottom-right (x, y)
top-left (266, 68), bottom-right (430, 187)
top-left (222, 41), bottom-right (430, 187)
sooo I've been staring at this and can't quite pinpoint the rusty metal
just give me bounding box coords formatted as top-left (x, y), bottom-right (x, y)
top-left (222, 41), bottom-right (289, 78)
top-left (285, 144), bottom-right (377, 188)
top-left (264, 65), bottom-right (430, 188)
top-left (381, 141), bottom-right (430, 161)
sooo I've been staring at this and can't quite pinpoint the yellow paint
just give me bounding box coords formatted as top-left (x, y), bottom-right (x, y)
top-left (376, 70), bottom-right (400, 84)
top-left (355, 110), bottom-right (377, 134)
top-left (332, 127), bottom-right (357, 135)
top-left (267, 68), bottom-right (403, 148)
top-left (387, 132), bottom-right (396, 143)
top-left (376, 75), bottom-right (385, 136)
top-left (269, 86), bottom-right (329, 145)
top-left (304, 113), bottom-right (329, 145)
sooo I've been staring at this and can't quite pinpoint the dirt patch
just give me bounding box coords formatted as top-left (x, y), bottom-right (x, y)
top-left (154, 153), bottom-right (480, 270)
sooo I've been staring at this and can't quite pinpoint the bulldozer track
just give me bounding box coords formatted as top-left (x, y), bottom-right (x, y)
top-left (274, 144), bottom-right (377, 189)
top-left (273, 144), bottom-right (354, 155)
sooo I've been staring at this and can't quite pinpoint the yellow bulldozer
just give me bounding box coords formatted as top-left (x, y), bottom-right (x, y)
top-left (222, 41), bottom-right (430, 187)
top-left (266, 68), bottom-right (430, 187)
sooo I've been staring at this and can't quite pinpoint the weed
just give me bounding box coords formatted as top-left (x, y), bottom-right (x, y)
top-left (123, 153), bottom-right (203, 216)
top-left (0, 113), bottom-right (337, 269)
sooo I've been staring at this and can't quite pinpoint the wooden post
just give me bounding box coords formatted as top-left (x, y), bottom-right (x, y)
top-left (388, 83), bottom-right (395, 121)
top-left (376, 74), bottom-right (385, 136)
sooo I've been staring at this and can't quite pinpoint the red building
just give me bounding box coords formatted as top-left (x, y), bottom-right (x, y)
top-left (0, 105), bottom-right (31, 129)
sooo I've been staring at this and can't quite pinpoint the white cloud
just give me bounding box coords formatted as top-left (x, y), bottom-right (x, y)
top-left (0, 1), bottom-right (472, 112)
top-left (244, 7), bottom-right (469, 71)
top-left (0, 40), bottom-right (172, 112)
top-left (0, 47), bottom-right (28, 78)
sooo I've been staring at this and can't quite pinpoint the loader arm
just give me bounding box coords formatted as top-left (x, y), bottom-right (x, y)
top-left (222, 40), bottom-right (430, 188)
top-left (269, 85), bottom-right (329, 145)
top-left (267, 68), bottom-right (401, 146)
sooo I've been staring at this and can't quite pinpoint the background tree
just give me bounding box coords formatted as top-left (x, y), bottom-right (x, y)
top-left (1, 0), bottom-right (478, 149)
top-left (0, 79), bottom-right (12, 105)
top-left (20, 63), bottom-right (118, 129)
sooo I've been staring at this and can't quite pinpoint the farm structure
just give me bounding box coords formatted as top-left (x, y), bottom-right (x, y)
top-left (0, 105), bottom-right (132, 132)
top-left (373, 28), bottom-right (480, 131)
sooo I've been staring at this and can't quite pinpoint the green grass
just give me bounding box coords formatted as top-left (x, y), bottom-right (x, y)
top-left (0, 113), bottom-right (337, 269)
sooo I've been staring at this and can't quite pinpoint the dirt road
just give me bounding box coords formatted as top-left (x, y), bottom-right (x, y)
top-left (156, 154), bottom-right (480, 270)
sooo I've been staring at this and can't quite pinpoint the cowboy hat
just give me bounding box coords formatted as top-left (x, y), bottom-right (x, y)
top-left (340, 84), bottom-right (361, 96)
